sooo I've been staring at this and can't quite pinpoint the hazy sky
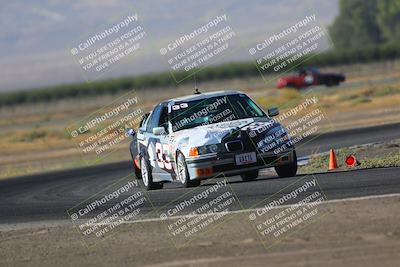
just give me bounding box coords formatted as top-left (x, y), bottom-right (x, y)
top-left (0, 0), bottom-right (338, 92)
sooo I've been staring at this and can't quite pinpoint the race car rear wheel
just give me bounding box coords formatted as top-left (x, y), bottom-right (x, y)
top-left (275, 150), bottom-right (298, 178)
top-left (240, 170), bottom-right (259, 181)
top-left (326, 79), bottom-right (339, 87)
top-left (140, 157), bottom-right (163, 190)
top-left (177, 153), bottom-right (200, 188)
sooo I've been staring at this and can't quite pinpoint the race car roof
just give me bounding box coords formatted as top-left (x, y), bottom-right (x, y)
top-left (167, 90), bottom-right (243, 103)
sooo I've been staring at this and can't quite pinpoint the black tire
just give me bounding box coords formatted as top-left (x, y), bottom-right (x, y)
top-left (177, 153), bottom-right (201, 188)
top-left (240, 170), bottom-right (259, 181)
top-left (275, 150), bottom-right (298, 178)
top-left (140, 157), bottom-right (163, 190)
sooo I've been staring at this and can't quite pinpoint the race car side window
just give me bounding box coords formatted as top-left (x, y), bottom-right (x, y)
top-left (158, 106), bottom-right (169, 130)
top-left (139, 112), bottom-right (150, 130)
top-left (146, 104), bottom-right (163, 133)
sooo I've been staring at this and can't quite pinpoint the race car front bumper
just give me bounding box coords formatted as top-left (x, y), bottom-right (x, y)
top-left (185, 148), bottom-right (296, 180)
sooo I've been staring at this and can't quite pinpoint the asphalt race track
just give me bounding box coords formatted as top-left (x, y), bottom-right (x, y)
top-left (0, 123), bottom-right (399, 225)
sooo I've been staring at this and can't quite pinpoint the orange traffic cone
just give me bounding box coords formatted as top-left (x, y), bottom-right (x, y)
top-left (328, 149), bottom-right (338, 170)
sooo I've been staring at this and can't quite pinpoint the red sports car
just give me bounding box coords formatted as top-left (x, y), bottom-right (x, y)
top-left (277, 68), bottom-right (345, 89)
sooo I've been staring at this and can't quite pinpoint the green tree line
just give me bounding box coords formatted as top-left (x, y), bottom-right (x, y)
top-left (1, 42), bottom-right (399, 106)
top-left (329, 0), bottom-right (400, 48)
top-left (1, 43), bottom-right (399, 106)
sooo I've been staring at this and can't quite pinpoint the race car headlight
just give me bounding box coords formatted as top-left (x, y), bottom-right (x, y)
top-left (189, 144), bottom-right (218, 156)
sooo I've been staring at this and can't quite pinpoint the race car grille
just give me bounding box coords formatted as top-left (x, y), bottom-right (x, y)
top-left (225, 140), bottom-right (243, 152)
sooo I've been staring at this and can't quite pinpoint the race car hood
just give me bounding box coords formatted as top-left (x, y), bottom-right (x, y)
top-left (172, 117), bottom-right (287, 154)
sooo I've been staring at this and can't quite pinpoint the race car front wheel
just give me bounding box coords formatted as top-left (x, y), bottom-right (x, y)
top-left (177, 153), bottom-right (200, 188)
top-left (140, 157), bottom-right (163, 190)
top-left (275, 150), bottom-right (298, 178)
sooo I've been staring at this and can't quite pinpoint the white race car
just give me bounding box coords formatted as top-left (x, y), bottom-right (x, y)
top-left (128, 90), bottom-right (297, 190)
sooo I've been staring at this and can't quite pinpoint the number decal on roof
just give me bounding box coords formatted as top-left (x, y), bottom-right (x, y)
top-left (172, 103), bottom-right (188, 111)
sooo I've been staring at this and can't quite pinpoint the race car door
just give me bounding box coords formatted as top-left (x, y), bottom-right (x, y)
top-left (145, 103), bottom-right (175, 180)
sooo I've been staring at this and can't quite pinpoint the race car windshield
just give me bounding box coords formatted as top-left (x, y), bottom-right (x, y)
top-left (170, 94), bottom-right (265, 132)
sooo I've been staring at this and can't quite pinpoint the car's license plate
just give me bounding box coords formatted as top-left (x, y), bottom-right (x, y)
top-left (235, 152), bottom-right (257, 165)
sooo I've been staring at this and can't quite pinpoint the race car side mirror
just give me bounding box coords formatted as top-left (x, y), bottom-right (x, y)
top-left (268, 107), bottom-right (279, 117)
top-left (153, 127), bottom-right (166, 135)
top-left (126, 128), bottom-right (136, 137)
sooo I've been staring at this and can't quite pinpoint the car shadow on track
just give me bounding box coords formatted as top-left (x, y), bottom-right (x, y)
top-left (215, 174), bottom-right (307, 186)
top-left (155, 167), bottom-right (388, 191)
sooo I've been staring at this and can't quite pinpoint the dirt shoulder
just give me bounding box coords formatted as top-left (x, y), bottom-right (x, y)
top-left (1, 195), bottom-right (399, 267)
top-left (299, 138), bottom-right (400, 174)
